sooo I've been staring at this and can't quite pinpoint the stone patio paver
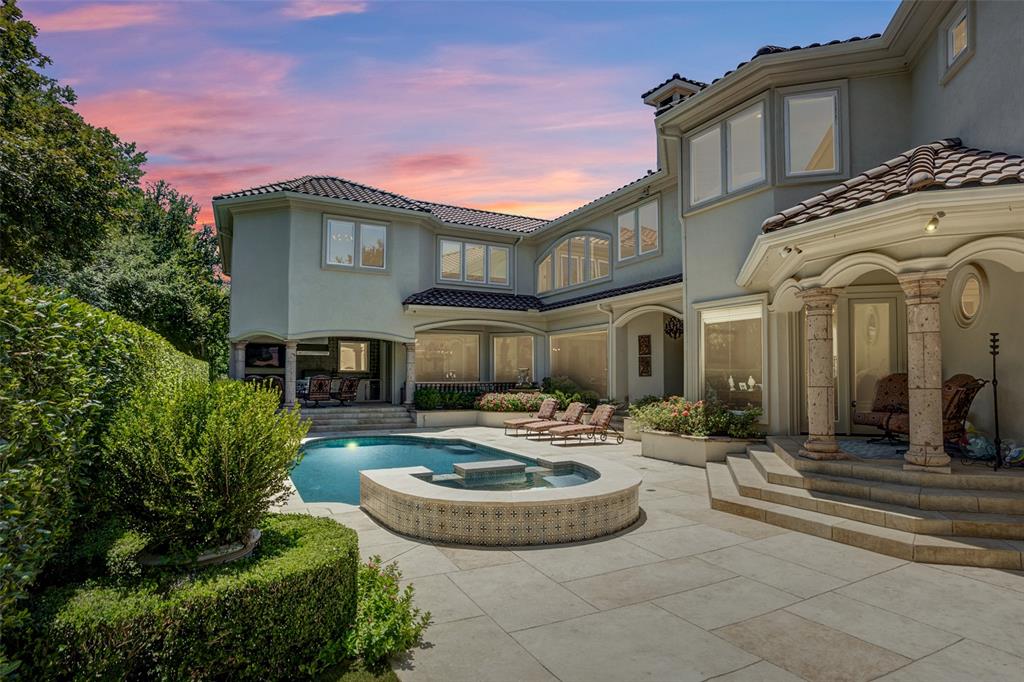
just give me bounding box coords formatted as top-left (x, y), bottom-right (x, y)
top-left (513, 537), bottom-right (662, 582)
top-left (715, 610), bottom-right (911, 682)
top-left (623, 523), bottom-right (749, 559)
top-left (874, 639), bottom-right (1024, 681)
top-left (511, 602), bottom-right (758, 682)
top-left (398, 574), bottom-right (482, 625)
top-left (284, 427), bottom-right (1024, 681)
top-left (562, 556), bottom-right (734, 610)
top-left (785, 592), bottom-right (961, 659)
top-left (654, 575), bottom-right (800, 629)
top-left (742, 530), bottom-right (907, 582)
top-left (447, 562), bottom-right (596, 631)
top-left (395, 615), bottom-right (557, 682)
top-left (837, 562), bottom-right (1024, 657)
top-left (712, 661), bottom-right (804, 682)
top-left (697, 544), bottom-right (849, 598)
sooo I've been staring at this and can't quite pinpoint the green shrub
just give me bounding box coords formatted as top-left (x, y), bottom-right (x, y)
top-left (413, 387), bottom-right (441, 410)
top-left (541, 375), bottom-right (580, 394)
top-left (344, 556), bottom-right (431, 666)
top-left (0, 271), bottom-right (207, 657)
top-left (630, 394), bottom-right (666, 408)
top-left (629, 397), bottom-right (763, 439)
top-left (103, 379), bottom-right (308, 553)
top-left (17, 514), bottom-right (360, 681)
top-left (474, 392), bottom-right (556, 412)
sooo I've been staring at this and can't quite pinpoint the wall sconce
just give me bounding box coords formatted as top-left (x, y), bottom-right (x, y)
top-left (925, 211), bottom-right (946, 233)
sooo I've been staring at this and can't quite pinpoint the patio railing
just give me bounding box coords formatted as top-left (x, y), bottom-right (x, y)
top-left (414, 381), bottom-right (520, 395)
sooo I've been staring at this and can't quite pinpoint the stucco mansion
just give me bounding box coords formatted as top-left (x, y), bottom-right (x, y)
top-left (215, 0), bottom-right (1023, 473)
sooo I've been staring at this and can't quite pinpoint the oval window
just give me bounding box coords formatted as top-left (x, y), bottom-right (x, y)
top-left (959, 275), bottom-right (981, 321)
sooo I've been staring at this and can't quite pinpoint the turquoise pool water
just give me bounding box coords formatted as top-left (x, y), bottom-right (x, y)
top-left (290, 436), bottom-right (595, 504)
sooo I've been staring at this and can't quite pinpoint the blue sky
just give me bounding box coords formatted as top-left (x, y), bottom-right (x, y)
top-left (25, 0), bottom-right (900, 222)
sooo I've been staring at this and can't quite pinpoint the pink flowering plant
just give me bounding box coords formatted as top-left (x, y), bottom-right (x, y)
top-left (475, 392), bottom-right (556, 412)
top-left (629, 397), bottom-right (762, 439)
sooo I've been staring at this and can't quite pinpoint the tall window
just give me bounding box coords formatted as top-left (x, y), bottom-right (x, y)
top-left (324, 217), bottom-right (388, 271)
top-left (700, 304), bottom-right (764, 411)
top-left (537, 254), bottom-right (552, 293)
top-left (618, 199), bottom-right (659, 261)
top-left (727, 103), bottom-right (766, 191)
top-left (784, 91), bottom-right (838, 176)
top-left (415, 334), bottom-right (480, 381)
top-left (687, 101), bottom-right (765, 206)
top-left (537, 234), bottom-right (612, 294)
top-left (437, 238), bottom-right (510, 286)
top-left (550, 331), bottom-right (608, 397)
top-left (494, 336), bottom-right (534, 383)
top-left (339, 341), bottom-right (369, 372)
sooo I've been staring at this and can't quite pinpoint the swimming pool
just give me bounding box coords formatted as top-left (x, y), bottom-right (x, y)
top-left (290, 435), bottom-right (596, 504)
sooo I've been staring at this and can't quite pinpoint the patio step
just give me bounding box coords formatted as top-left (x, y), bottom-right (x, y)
top-left (767, 437), bottom-right (1024, 492)
top-left (706, 461), bottom-right (1024, 569)
top-left (731, 454), bottom-right (1024, 540)
top-left (747, 448), bottom-right (1024, 515)
top-left (301, 404), bottom-right (415, 433)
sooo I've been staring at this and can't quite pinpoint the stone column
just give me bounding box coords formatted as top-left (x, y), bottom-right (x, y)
top-left (898, 271), bottom-right (950, 472)
top-left (403, 342), bottom-right (417, 405)
top-left (231, 340), bottom-right (248, 380)
top-left (798, 288), bottom-right (845, 459)
top-left (283, 340), bottom-right (298, 408)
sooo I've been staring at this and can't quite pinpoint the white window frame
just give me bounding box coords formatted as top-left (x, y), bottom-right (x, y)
top-left (774, 81), bottom-right (850, 186)
top-left (491, 334), bottom-right (536, 383)
top-left (939, 1), bottom-right (975, 84)
top-left (338, 340), bottom-right (370, 373)
top-left (535, 232), bottom-right (613, 296)
top-left (783, 90), bottom-right (839, 178)
top-left (684, 98), bottom-right (768, 211)
top-left (435, 237), bottom-right (511, 288)
top-left (617, 197), bottom-right (661, 263)
top-left (322, 214), bottom-right (389, 273)
top-left (694, 295), bottom-right (769, 422)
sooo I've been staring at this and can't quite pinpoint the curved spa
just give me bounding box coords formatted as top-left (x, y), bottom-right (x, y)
top-left (358, 446), bottom-right (640, 547)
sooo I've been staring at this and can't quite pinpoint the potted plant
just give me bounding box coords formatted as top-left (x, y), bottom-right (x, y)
top-left (629, 397), bottom-right (763, 467)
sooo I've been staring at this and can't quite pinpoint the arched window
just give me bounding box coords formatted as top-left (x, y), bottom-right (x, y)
top-left (536, 233), bottom-right (610, 294)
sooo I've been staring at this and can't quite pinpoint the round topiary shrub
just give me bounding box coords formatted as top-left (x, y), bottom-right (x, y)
top-left (18, 514), bottom-right (358, 681)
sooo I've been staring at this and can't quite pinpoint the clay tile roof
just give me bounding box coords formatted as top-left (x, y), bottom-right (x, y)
top-left (402, 273), bottom-right (683, 312)
top-left (641, 73), bottom-right (709, 99)
top-left (415, 201), bottom-right (548, 234)
top-left (761, 139), bottom-right (1024, 232)
top-left (657, 33), bottom-right (882, 115)
top-left (214, 175), bottom-right (549, 233)
top-left (213, 175), bottom-right (428, 212)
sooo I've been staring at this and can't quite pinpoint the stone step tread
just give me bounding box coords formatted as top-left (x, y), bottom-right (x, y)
top-left (768, 438), bottom-right (1024, 493)
top-left (726, 456), bottom-right (1024, 539)
top-left (705, 462), bottom-right (1023, 569)
top-left (750, 449), bottom-right (1024, 514)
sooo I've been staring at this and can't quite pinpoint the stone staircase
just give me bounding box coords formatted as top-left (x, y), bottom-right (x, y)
top-left (706, 438), bottom-right (1024, 569)
top-left (301, 404), bottom-right (415, 434)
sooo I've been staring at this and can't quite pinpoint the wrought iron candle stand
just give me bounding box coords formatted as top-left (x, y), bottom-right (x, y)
top-left (990, 332), bottom-right (1002, 471)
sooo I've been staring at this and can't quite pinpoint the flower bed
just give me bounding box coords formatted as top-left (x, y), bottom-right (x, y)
top-left (475, 392), bottom-right (553, 412)
top-left (630, 398), bottom-right (763, 467)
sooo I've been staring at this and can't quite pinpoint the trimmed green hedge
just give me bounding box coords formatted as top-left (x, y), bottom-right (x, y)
top-left (0, 271), bottom-right (207, 653)
top-left (19, 514), bottom-right (359, 681)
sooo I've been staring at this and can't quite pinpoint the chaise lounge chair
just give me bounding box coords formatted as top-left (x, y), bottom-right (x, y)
top-left (548, 404), bottom-right (624, 446)
top-left (503, 397), bottom-right (559, 436)
top-left (522, 402), bottom-right (587, 440)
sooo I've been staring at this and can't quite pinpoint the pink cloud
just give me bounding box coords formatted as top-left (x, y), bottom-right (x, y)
top-left (30, 3), bottom-right (168, 32)
top-left (281, 1), bottom-right (368, 20)
top-left (74, 43), bottom-right (652, 225)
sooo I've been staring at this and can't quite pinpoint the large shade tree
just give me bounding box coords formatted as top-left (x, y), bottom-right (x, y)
top-left (0, 0), bottom-right (229, 375)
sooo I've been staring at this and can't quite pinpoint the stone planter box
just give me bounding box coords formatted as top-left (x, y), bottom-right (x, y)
top-left (640, 430), bottom-right (762, 468)
top-left (623, 417), bottom-right (641, 442)
top-left (475, 411), bottom-right (534, 428)
top-left (414, 410), bottom-right (478, 428)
